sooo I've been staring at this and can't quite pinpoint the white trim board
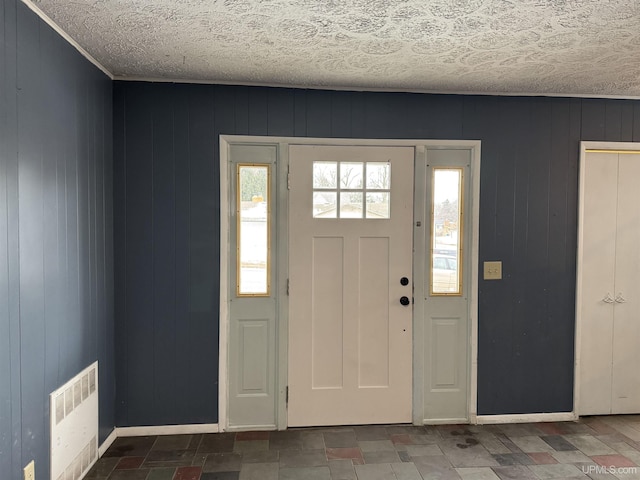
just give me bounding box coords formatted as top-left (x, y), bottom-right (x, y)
top-left (113, 75), bottom-right (640, 100)
top-left (475, 413), bottom-right (577, 425)
top-left (97, 424), bottom-right (220, 456)
top-left (19, 0), bottom-right (113, 80)
top-left (98, 429), bottom-right (117, 457)
top-left (116, 424), bottom-right (220, 437)
top-left (218, 142), bottom-right (231, 432)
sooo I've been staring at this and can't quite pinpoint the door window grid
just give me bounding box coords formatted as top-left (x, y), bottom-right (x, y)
top-left (430, 168), bottom-right (463, 296)
top-left (236, 164), bottom-right (271, 297)
top-left (312, 161), bottom-right (391, 218)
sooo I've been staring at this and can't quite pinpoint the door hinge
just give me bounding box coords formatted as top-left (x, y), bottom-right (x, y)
top-left (285, 386), bottom-right (289, 406)
top-left (287, 167), bottom-right (291, 190)
top-left (287, 278), bottom-right (290, 296)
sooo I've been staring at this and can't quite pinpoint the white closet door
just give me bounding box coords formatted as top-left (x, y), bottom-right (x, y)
top-left (612, 154), bottom-right (640, 414)
top-left (578, 152), bottom-right (617, 415)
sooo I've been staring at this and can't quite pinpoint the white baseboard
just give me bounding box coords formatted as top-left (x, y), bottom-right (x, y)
top-left (224, 424), bottom-right (277, 432)
top-left (98, 428), bottom-right (118, 457)
top-left (423, 418), bottom-right (469, 425)
top-left (116, 423), bottom-right (220, 437)
top-left (97, 424), bottom-right (220, 458)
top-left (474, 412), bottom-right (577, 425)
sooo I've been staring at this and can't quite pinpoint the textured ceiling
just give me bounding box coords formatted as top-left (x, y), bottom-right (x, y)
top-left (29, 0), bottom-right (640, 97)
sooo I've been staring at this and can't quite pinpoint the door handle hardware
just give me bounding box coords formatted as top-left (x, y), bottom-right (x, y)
top-left (615, 293), bottom-right (626, 304)
top-left (400, 277), bottom-right (409, 286)
top-left (400, 296), bottom-right (410, 306)
top-left (603, 293), bottom-right (615, 304)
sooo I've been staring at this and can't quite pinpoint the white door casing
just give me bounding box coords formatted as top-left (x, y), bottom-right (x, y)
top-left (287, 145), bottom-right (414, 426)
top-left (220, 136), bottom-right (481, 430)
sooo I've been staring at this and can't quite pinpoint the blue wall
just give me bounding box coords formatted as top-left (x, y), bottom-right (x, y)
top-left (0, 0), bottom-right (114, 477)
top-left (113, 82), bottom-right (640, 425)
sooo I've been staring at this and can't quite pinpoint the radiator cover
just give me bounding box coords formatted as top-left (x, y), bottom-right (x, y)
top-left (50, 362), bottom-right (99, 480)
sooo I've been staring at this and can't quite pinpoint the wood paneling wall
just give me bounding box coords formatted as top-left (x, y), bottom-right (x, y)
top-left (0, 0), bottom-right (114, 477)
top-left (113, 83), bottom-right (640, 425)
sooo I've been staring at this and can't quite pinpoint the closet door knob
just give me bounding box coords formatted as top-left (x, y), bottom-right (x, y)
top-left (615, 293), bottom-right (626, 304)
top-left (603, 293), bottom-right (615, 304)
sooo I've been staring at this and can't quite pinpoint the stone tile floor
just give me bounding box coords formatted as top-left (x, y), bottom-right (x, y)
top-left (87, 416), bottom-right (640, 480)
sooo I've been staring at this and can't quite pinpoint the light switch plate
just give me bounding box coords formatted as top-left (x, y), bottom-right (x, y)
top-left (484, 261), bottom-right (502, 280)
top-left (24, 460), bottom-right (35, 480)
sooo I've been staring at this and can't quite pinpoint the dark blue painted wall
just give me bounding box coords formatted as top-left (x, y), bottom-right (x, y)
top-left (0, 0), bottom-right (114, 477)
top-left (113, 82), bottom-right (640, 425)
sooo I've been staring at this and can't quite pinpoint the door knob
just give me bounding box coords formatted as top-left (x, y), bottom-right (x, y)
top-left (615, 293), bottom-right (626, 304)
top-left (400, 296), bottom-right (410, 306)
top-left (400, 277), bottom-right (409, 286)
top-left (603, 293), bottom-right (615, 304)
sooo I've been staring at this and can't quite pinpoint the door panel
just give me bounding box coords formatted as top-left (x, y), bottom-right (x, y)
top-left (612, 154), bottom-right (640, 414)
top-left (311, 236), bottom-right (344, 389)
top-left (288, 145), bottom-right (414, 427)
top-left (227, 144), bottom-right (278, 429)
top-left (422, 149), bottom-right (471, 422)
top-left (578, 152), bottom-right (617, 415)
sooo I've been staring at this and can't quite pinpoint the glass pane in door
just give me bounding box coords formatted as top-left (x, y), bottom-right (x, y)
top-left (431, 168), bottom-right (463, 295)
top-left (237, 164), bottom-right (270, 296)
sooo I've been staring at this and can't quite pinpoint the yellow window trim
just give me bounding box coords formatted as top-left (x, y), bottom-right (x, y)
top-left (236, 163), bottom-right (271, 297)
top-left (430, 167), bottom-right (464, 297)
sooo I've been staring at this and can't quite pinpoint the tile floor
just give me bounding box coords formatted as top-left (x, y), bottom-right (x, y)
top-left (86, 416), bottom-right (640, 480)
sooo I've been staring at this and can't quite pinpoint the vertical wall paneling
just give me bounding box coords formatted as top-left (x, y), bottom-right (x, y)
top-left (234, 86), bottom-right (250, 135)
top-left (633, 103), bottom-right (640, 141)
top-left (0, 0), bottom-right (18, 476)
top-left (17, 5), bottom-right (47, 465)
top-left (306, 90), bottom-right (332, 138)
top-left (619, 101), bottom-right (634, 141)
top-left (524, 100), bottom-right (552, 411)
top-left (350, 93), bottom-right (366, 138)
top-left (330, 91), bottom-right (352, 138)
top-left (548, 100), bottom-right (576, 410)
top-left (248, 87), bottom-right (268, 136)
top-left (189, 87), bottom-right (219, 421)
top-left (476, 97), bottom-right (520, 413)
top-left (112, 81), bottom-right (128, 426)
top-left (215, 85), bottom-right (238, 139)
top-left (267, 88), bottom-right (295, 137)
top-left (114, 82), bottom-right (640, 424)
top-left (293, 89), bottom-right (307, 136)
top-left (151, 84), bottom-right (177, 424)
top-left (604, 101), bottom-right (623, 141)
top-left (581, 99), bottom-right (606, 140)
top-left (0, 0), bottom-right (114, 477)
top-left (172, 85), bottom-right (192, 423)
top-left (125, 83), bottom-right (155, 425)
top-left (101, 74), bottom-right (115, 440)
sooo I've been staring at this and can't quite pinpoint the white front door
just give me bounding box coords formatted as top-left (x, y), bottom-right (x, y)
top-left (288, 145), bottom-right (414, 426)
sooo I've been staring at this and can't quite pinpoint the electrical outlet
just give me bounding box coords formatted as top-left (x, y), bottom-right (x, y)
top-left (24, 460), bottom-right (35, 480)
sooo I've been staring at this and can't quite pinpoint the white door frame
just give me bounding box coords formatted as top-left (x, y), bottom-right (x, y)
top-left (575, 141), bottom-right (640, 417)
top-left (219, 136), bottom-right (481, 430)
